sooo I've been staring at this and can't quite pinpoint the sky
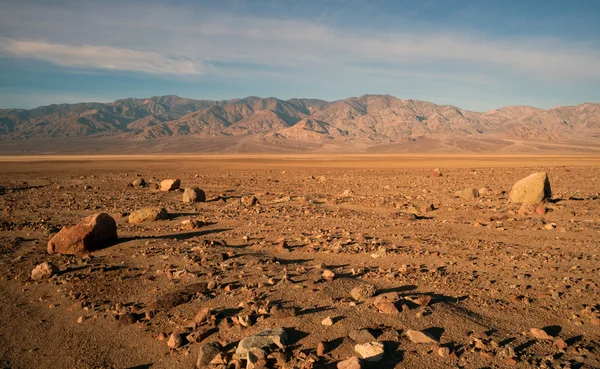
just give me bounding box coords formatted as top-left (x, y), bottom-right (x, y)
top-left (0, 0), bottom-right (599, 111)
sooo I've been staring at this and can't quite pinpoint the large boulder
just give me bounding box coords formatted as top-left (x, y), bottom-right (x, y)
top-left (183, 188), bottom-right (206, 203)
top-left (47, 213), bottom-right (117, 255)
top-left (129, 207), bottom-right (168, 224)
top-left (160, 179), bottom-right (181, 192)
top-left (509, 172), bottom-right (551, 204)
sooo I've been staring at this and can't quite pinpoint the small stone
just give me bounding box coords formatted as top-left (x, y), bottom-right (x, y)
top-left (317, 341), bottom-right (326, 356)
top-left (76, 315), bottom-right (86, 324)
top-left (270, 305), bottom-right (296, 318)
top-left (337, 356), bottom-right (363, 369)
top-left (454, 188), bottom-right (480, 200)
top-left (241, 195), bottom-right (258, 207)
top-left (168, 333), bottom-right (184, 348)
top-left (31, 262), bottom-right (59, 280)
top-left (438, 346), bottom-right (450, 357)
top-left (183, 188), bottom-right (206, 203)
top-left (350, 284), bottom-right (377, 301)
top-left (322, 269), bottom-right (335, 281)
top-left (431, 168), bottom-right (443, 177)
top-left (349, 329), bottom-right (376, 343)
top-left (354, 341), bottom-right (385, 362)
top-left (374, 301), bottom-right (399, 314)
top-left (553, 338), bottom-right (568, 350)
top-left (406, 329), bottom-right (438, 344)
top-left (160, 179), bottom-right (181, 192)
top-left (535, 203), bottom-right (547, 215)
top-left (247, 347), bottom-right (268, 369)
top-left (530, 328), bottom-right (553, 340)
top-left (321, 316), bottom-right (334, 326)
top-left (129, 207), bottom-right (168, 224)
top-left (235, 328), bottom-right (287, 359)
top-left (194, 307), bottom-right (211, 323)
top-left (132, 178), bottom-right (146, 187)
top-left (415, 295), bottom-right (432, 307)
top-left (196, 342), bottom-right (223, 368)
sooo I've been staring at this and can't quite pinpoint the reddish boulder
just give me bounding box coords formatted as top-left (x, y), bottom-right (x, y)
top-left (47, 213), bottom-right (118, 255)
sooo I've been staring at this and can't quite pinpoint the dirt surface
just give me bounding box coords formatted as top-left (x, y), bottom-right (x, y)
top-left (1, 155), bottom-right (599, 369)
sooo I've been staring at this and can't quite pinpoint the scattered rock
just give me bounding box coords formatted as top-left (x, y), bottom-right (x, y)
top-left (183, 187), bottom-right (206, 203)
top-left (167, 332), bottom-right (184, 348)
top-left (241, 195), bottom-right (259, 206)
top-left (235, 328), bottom-right (287, 359)
top-left (454, 188), bottom-right (480, 200)
top-left (31, 261), bottom-right (59, 280)
top-left (530, 327), bottom-right (553, 340)
top-left (349, 329), bottom-right (377, 343)
top-left (350, 284), bottom-right (377, 301)
top-left (196, 342), bottom-right (223, 368)
top-left (406, 329), bottom-right (438, 344)
top-left (337, 356), bottom-right (363, 369)
top-left (322, 269), bottom-right (335, 281)
top-left (321, 316), bottom-right (334, 326)
top-left (47, 213), bottom-right (118, 255)
top-left (129, 207), bottom-right (168, 224)
top-left (160, 179), bottom-right (181, 192)
top-left (132, 178), bottom-right (146, 187)
top-left (354, 341), bottom-right (385, 362)
top-left (509, 172), bottom-right (552, 204)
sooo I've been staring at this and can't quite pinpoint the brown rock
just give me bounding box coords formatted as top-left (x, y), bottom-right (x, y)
top-left (374, 301), bottom-right (399, 314)
top-left (406, 329), bottom-right (438, 344)
top-left (194, 307), bottom-right (212, 323)
top-left (241, 195), bottom-right (259, 206)
top-left (337, 356), bottom-right (363, 369)
top-left (431, 168), bottom-right (443, 177)
top-left (553, 338), bottom-right (568, 350)
top-left (196, 342), bottom-right (223, 368)
top-left (322, 269), bottom-right (335, 281)
top-left (454, 188), bottom-right (480, 200)
top-left (183, 187), bottom-right (206, 203)
top-left (415, 295), bottom-right (432, 306)
top-left (530, 327), bottom-right (553, 340)
top-left (168, 333), bottom-right (184, 348)
top-left (350, 284), bottom-right (377, 301)
top-left (535, 203), bottom-right (547, 215)
top-left (31, 261), bottom-right (59, 280)
top-left (47, 213), bottom-right (117, 255)
top-left (317, 341), bottom-right (326, 356)
top-left (160, 179), bottom-right (181, 191)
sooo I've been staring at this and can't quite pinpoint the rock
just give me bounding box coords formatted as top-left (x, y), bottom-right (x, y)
top-left (431, 168), bottom-right (443, 177)
top-left (553, 338), bottom-right (568, 350)
top-left (374, 301), bottom-right (399, 314)
top-left (247, 347), bottom-right (268, 369)
top-left (196, 342), bottom-right (223, 368)
top-left (454, 188), bottom-right (480, 200)
top-left (183, 188), bottom-right (206, 203)
top-left (322, 269), bottom-right (335, 281)
top-left (406, 329), bottom-right (438, 344)
top-left (349, 329), bottom-right (376, 343)
top-left (530, 328), bottom-right (553, 340)
top-left (438, 346), bottom-right (450, 357)
top-left (340, 189), bottom-right (354, 198)
top-left (132, 178), bottom-right (146, 187)
top-left (194, 307), bottom-right (212, 323)
top-left (535, 203), bottom-right (547, 215)
top-left (241, 195), bottom-right (258, 206)
top-left (415, 295), bottom-right (432, 306)
top-left (167, 333), bottom-right (184, 348)
top-left (337, 356), bottom-right (363, 369)
top-left (31, 261), bottom-right (59, 280)
top-left (270, 305), bottom-right (297, 318)
top-left (354, 342), bottom-right (385, 362)
top-left (129, 207), bottom-right (168, 224)
top-left (518, 204), bottom-right (536, 215)
top-left (317, 341), bottom-right (326, 356)
top-left (321, 316), bottom-right (334, 326)
top-left (235, 328), bottom-right (287, 359)
top-left (160, 179), bottom-right (181, 191)
top-left (350, 284), bottom-right (377, 301)
top-left (47, 213), bottom-right (117, 255)
top-left (509, 172), bottom-right (552, 204)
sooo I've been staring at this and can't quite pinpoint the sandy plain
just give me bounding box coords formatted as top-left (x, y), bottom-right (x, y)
top-left (0, 154), bottom-right (599, 369)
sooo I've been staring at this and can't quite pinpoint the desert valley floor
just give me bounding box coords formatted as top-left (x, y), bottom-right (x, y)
top-left (1, 154), bottom-right (599, 369)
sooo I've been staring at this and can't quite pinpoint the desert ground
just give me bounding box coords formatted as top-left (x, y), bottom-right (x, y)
top-left (1, 154), bottom-right (599, 369)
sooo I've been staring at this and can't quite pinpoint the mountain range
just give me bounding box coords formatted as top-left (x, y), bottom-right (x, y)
top-left (1, 95), bottom-right (599, 153)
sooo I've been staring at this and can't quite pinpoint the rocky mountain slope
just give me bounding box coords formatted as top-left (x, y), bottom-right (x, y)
top-left (0, 94), bottom-right (598, 151)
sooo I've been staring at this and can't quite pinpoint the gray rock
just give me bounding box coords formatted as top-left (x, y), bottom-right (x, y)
top-left (183, 188), bottom-right (206, 203)
top-left (454, 188), bottom-right (480, 200)
top-left (354, 341), bottom-right (384, 362)
top-left (129, 207), bottom-right (168, 224)
top-left (235, 328), bottom-right (287, 359)
top-left (31, 262), bottom-right (59, 280)
top-left (349, 329), bottom-right (376, 343)
top-left (196, 342), bottom-right (222, 368)
top-left (509, 172), bottom-right (552, 204)
top-left (132, 178), bottom-right (146, 187)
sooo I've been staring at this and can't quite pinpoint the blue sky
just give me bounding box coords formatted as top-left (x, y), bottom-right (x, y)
top-left (0, 0), bottom-right (599, 111)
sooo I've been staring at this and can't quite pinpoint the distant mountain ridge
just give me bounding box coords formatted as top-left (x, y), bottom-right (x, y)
top-left (1, 94), bottom-right (599, 152)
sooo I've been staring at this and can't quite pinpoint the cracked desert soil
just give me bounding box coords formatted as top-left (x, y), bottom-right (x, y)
top-left (0, 154), bottom-right (599, 369)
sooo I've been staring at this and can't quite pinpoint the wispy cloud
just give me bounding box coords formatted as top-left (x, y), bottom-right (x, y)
top-left (0, 37), bottom-right (206, 75)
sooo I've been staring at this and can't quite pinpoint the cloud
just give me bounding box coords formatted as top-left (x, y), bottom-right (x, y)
top-left (0, 37), bottom-right (206, 76)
